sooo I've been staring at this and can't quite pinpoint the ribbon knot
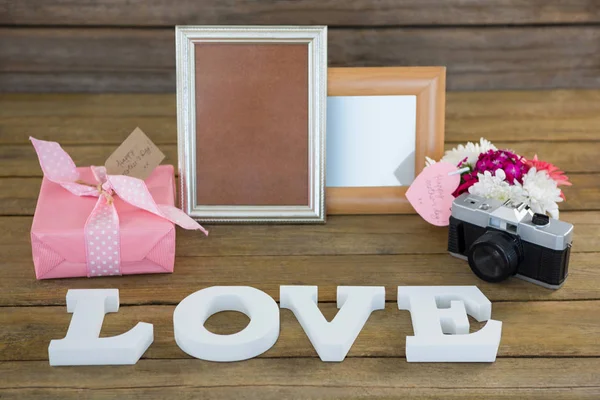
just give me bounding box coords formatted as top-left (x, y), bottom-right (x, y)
top-left (30, 137), bottom-right (207, 278)
top-left (96, 183), bottom-right (114, 205)
top-left (75, 179), bottom-right (115, 205)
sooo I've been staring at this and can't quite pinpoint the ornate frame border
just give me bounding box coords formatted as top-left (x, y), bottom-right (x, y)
top-left (176, 26), bottom-right (327, 223)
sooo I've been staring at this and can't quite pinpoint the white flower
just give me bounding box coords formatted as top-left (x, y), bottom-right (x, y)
top-left (468, 169), bottom-right (523, 202)
top-left (468, 168), bottom-right (563, 218)
top-left (518, 168), bottom-right (563, 219)
top-left (440, 138), bottom-right (497, 167)
top-left (425, 156), bottom-right (437, 167)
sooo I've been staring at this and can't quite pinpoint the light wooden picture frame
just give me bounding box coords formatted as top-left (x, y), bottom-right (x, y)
top-left (176, 26), bottom-right (327, 223)
top-left (326, 67), bottom-right (446, 214)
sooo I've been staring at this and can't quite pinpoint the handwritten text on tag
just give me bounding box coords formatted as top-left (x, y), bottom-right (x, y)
top-left (105, 128), bottom-right (165, 181)
top-left (405, 162), bottom-right (461, 226)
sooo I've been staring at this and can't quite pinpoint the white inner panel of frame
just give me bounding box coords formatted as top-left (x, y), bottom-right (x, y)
top-left (326, 95), bottom-right (417, 187)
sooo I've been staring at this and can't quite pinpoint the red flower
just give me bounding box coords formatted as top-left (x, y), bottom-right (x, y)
top-left (452, 171), bottom-right (478, 197)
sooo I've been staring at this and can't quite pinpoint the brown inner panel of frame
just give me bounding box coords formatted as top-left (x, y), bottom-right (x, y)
top-left (194, 42), bottom-right (309, 206)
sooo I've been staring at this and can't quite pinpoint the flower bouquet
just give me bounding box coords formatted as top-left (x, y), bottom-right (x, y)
top-left (426, 138), bottom-right (571, 219)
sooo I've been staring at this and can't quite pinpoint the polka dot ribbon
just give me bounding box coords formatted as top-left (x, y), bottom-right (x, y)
top-left (30, 137), bottom-right (208, 278)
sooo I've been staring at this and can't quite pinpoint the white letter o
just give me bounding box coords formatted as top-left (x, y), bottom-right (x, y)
top-left (173, 286), bottom-right (279, 362)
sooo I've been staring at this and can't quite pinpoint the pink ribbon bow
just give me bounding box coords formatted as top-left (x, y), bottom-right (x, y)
top-left (30, 137), bottom-right (207, 277)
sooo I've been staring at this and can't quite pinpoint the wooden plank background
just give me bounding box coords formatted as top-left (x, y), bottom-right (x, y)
top-left (1, 1), bottom-right (600, 397)
top-left (1, 0), bottom-right (600, 92)
top-left (0, 91), bottom-right (598, 308)
top-left (0, 91), bottom-right (599, 398)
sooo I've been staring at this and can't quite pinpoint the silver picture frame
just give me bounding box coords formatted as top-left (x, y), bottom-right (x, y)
top-left (176, 25), bottom-right (327, 223)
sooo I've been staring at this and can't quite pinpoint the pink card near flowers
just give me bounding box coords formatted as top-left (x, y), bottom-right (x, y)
top-left (31, 165), bottom-right (177, 279)
top-left (406, 162), bottom-right (461, 226)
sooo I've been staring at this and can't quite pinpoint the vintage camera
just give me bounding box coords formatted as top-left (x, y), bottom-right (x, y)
top-left (448, 193), bottom-right (573, 289)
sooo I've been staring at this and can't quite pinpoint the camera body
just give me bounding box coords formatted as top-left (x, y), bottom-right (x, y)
top-left (448, 193), bottom-right (573, 289)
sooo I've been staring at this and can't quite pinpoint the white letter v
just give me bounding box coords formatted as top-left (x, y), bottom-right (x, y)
top-left (280, 286), bottom-right (385, 362)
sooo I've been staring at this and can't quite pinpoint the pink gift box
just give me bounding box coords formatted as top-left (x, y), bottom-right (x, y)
top-left (31, 165), bottom-right (177, 279)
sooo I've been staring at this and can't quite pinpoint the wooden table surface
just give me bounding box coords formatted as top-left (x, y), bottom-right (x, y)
top-left (0, 91), bottom-right (599, 399)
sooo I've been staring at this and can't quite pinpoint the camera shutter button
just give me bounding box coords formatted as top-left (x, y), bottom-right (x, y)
top-left (532, 213), bottom-right (550, 226)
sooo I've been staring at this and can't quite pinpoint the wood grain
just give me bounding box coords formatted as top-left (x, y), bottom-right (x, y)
top-left (446, 90), bottom-right (600, 142)
top-left (2, 26), bottom-right (600, 92)
top-left (1, 174), bottom-right (597, 216)
top-left (0, 88), bottom-right (598, 398)
top-left (0, 71), bottom-right (177, 94)
top-left (0, 144), bottom-right (178, 177)
top-left (3, 387), bottom-right (599, 400)
top-left (1, 301), bottom-right (598, 361)
top-left (2, 91), bottom-right (600, 144)
top-left (3, 140), bottom-right (598, 177)
top-left (2, 0), bottom-right (599, 26)
top-left (0, 94), bottom-right (176, 119)
top-left (2, 251), bottom-right (600, 306)
top-left (0, 359), bottom-right (598, 396)
top-left (4, 210), bottom-right (599, 257)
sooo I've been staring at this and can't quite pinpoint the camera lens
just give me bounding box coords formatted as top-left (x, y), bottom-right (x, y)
top-left (467, 231), bottom-right (522, 282)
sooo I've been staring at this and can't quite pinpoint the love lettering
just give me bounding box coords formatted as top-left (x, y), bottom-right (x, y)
top-left (48, 286), bottom-right (502, 366)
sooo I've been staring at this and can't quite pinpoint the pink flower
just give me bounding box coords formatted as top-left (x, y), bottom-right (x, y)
top-left (525, 155), bottom-right (571, 187)
top-left (473, 149), bottom-right (529, 185)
